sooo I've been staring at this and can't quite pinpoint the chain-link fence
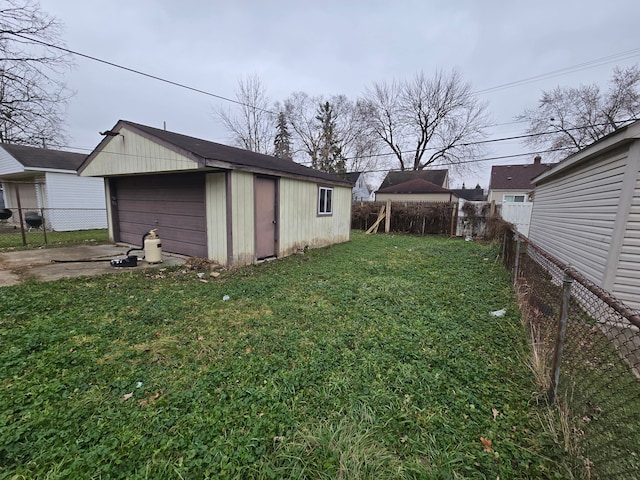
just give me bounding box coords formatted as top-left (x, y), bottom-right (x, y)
top-left (0, 207), bottom-right (107, 245)
top-left (501, 229), bottom-right (640, 479)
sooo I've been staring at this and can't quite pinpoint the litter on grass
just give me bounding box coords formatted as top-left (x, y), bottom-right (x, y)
top-left (490, 308), bottom-right (506, 317)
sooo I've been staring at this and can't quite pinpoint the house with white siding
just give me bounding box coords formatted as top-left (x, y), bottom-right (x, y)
top-left (0, 144), bottom-right (107, 231)
top-left (78, 120), bottom-right (353, 266)
top-left (528, 120), bottom-right (640, 312)
top-left (343, 172), bottom-right (372, 201)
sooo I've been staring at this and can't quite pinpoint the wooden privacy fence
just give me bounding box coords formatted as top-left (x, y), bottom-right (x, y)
top-left (351, 200), bottom-right (458, 236)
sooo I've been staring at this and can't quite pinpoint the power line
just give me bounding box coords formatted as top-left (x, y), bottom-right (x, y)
top-left (475, 48), bottom-right (640, 95)
top-left (6, 31), bottom-right (280, 115)
top-left (8, 30), bottom-right (640, 121)
top-left (6, 29), bottom-right (639, 169)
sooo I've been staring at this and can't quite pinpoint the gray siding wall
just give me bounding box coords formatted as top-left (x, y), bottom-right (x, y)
top-left (528, 150), bottom-right (628, 285)
top-left (612, 173), bottom-right (640, 311)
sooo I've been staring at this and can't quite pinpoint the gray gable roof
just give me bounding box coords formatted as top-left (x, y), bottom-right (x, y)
top-left (451, 187), bottom-right (485, 201)
top-left (1, 144), bottom-right (87, 171)
top-left (378, 169), bottom-right (448, 189)
top-left (376, 178), bottom-right (452, 194)
top-left (88, 121), bottom-right (351, 186)
top-left (489, 162), bottom-right (552, 190)
top-left (341, 172), bottom-right (362, 184)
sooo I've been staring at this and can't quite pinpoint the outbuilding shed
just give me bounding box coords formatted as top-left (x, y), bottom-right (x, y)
top-left (78, 120), bottom-right (353, 266)
top-left (528, 120), bottom-right (640, 312)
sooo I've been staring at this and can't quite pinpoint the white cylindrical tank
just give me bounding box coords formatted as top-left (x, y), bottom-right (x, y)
top-left (144, 229), bottom-right (162, 263)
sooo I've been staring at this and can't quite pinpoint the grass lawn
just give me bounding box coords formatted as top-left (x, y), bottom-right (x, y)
top-left (0, 228), bottom-right (109, 251)
top-left (0, 232), bottom-right (567, 479)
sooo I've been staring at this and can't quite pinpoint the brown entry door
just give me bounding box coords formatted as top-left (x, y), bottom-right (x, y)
top-left (255, 177), bottom-right (277, 259)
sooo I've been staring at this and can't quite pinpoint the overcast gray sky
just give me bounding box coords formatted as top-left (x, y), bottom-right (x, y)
top-left (39, 0), bottom-right (640, 188)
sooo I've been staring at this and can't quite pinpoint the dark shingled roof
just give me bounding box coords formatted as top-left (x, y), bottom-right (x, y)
top-left (489, 163), bottom-right (552, 190)
top-left (104, 121), bottom-right (351, 186)
top-left (1, 144), bottom-right (86, 171)
top-left (376, 178), bottom-right (451, 194)
top-left (341, 172), bottom-right (362, 184)
top-left (451, 187), bottom-right (485, 201)
top-left (378, 169), bottom-right (448, 189)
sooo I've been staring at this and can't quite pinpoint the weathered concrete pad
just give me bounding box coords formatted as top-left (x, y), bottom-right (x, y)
top-left (0, 244), bottom-right (187, 286)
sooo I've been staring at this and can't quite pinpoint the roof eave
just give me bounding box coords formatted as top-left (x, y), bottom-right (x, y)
top-left (532, 122), bottom-right (640, 184)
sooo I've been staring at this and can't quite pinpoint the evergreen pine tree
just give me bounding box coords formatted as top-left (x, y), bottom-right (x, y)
top-left (273, 112), bottom-right (292, 159)
top-left (315, 102), bottom-right (346, 174)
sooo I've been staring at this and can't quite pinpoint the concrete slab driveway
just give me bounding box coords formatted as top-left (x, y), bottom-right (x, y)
top-left (0, 244), bottom-right (187, 287)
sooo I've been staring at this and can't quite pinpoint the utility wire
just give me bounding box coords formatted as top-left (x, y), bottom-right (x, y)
top-left (7, 29), bottom-right (639, 168)
top-left (475, 48), bottom-right (640, 95)
top-left (7, 30), bottom-right (640, 118)
top-left (6, 31), bottom-right (279, 115)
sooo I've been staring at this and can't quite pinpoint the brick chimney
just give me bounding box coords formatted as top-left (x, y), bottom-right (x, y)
top-left (534, 155), bottom-right (542, 164)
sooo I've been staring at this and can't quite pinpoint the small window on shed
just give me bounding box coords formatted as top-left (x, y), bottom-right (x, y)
top-left (318, 186), bottom-right (333, 215)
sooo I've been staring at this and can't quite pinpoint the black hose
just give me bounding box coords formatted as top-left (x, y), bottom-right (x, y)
top-left (50, 258), bottom-right (113, 263)
top-left (126, 231), bottom-right (151, 257)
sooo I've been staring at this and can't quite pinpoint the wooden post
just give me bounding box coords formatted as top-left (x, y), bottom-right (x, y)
top-left (40, 207), bottom-right (47, 244)
top-left (385, 199), bottom-right (391, 233)
top-left (365, 204), bottom-right (386, 234)
top-left (449, 202), bottom-right (457, 237)
top-left (549, 272), bottom-right (573, 404)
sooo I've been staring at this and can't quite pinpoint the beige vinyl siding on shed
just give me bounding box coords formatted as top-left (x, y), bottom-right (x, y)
top-left (206, 172), bottom-right (227, 264)
top-left (80, 127), bottom-right (199, 176)
top-left (612, 174), bottom-right (640, 311)
top-left (279, 178), bottom-right (351, 256)
top-left (230, 171), bottom-right (255, 266)
top-left (528, 150), bottom-right (628, 285)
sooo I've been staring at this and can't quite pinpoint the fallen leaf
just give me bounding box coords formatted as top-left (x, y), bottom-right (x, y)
top-left (138, 391), bottom-right (163, 407)
top-left (122, 392), bottom-right (133, 401)
top-left (245, 346), bottom-right (252, 354)
top-left (492, 408), bottom-right (499, 420)
top-left (480, 437), bottom-right (493, 452)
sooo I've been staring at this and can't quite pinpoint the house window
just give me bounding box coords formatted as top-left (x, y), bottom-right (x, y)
top-left (318, 186), bottom-right (333, 215)
top-left (503, 194), bottom-right (526, 203)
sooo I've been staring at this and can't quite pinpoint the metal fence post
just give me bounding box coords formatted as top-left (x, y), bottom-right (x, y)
top-left (548, 271), bottom-right (573, 404)
top-left (513, 235), bottom-right (521, 286)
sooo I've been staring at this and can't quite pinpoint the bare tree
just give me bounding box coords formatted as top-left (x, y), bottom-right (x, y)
top-left (0, 0), bottom-right (73, 147)
top-left (284, 92), bottom-right (381, 173)
top-left (284, 91), bottom-right (323, 165)
top-left (215, 74), bottom-right (277, 154)
top-left (361, 70), bottom-right (490, 171)
top-left (517, 65), bottom-right (640, 159)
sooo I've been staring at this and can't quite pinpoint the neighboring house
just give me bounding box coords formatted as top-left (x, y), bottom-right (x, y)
top-left (452, 185), bottom-right (488, 238)
top-left (343, 172), bottom-right (371, 201)
top-left (528, 120), bottom-right (640, 312)
top-left (0, 144), bottom-right (107, 231)
top-left (378, 169), bottom-right (449, 190)
top-left (451, 184), bottom-right (485, 202)
top-left (78, 120), bottom-right (353, 266)
top-left (488, 156), bottom-right (552, 204)
top-left (374, 178), bottom-right (458, 203)
top-left (488, 156), bottom-right (553, 237)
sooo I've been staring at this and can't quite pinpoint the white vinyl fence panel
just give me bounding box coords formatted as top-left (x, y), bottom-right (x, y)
top-left (501, 203), bottom-right (533, 237)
